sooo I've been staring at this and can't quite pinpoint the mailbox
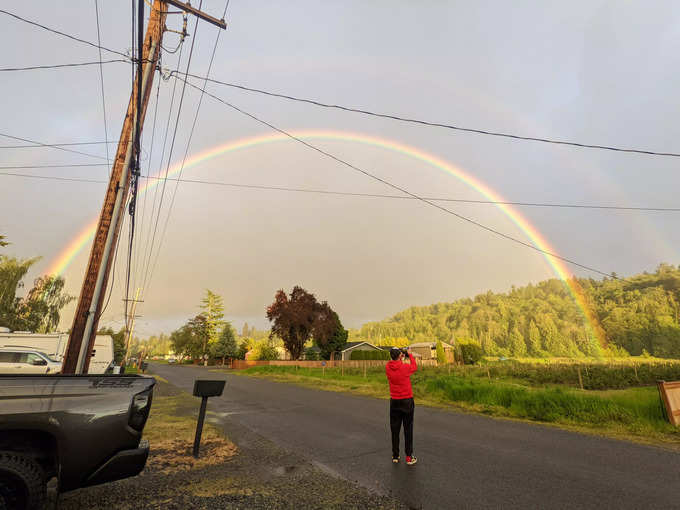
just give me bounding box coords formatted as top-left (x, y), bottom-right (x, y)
top-left (191, 378), bottom-right (227, 458)
top-left (193, 379), bottom-right (226, 398)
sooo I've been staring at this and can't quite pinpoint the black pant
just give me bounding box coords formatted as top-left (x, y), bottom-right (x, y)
top-left (390, 397), bottom-right (414, 458)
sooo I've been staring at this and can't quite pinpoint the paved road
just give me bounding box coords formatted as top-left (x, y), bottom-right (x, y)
top-left (151, 364), bottom-right (680, 509)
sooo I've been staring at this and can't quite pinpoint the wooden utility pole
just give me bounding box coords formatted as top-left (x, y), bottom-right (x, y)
top-left (122, 287), bottom-right (142, 369)
top-left (62, 0), bottom-right (226, 374)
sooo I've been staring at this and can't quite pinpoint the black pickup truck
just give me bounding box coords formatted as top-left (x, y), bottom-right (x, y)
top-left (0, 374), bottom-right (155, 509)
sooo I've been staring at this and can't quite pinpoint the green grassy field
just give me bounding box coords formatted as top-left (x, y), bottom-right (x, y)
top-left (231, 364), bottom-right (680, 447)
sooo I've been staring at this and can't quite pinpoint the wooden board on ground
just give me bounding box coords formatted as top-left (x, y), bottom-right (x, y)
top-left (657, 380), bottom-right (680, 426)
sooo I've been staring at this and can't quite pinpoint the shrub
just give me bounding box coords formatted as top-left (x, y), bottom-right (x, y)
top-left (304, 347), bottom-right (320, 360)
top-left (350, 349), bottom-right (390, 360)
top-left (459, 343), bottom-right (483, 365)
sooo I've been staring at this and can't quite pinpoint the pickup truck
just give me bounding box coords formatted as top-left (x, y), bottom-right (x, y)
top-left (0, 374), bottom-right (155, 510)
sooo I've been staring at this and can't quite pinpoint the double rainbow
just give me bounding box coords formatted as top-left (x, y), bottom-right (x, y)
top-left (45, 130), bottom-right (605, 346)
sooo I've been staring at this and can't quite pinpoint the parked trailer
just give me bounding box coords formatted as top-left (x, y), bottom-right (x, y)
top-left (0, 332), bottom-right (114, 374)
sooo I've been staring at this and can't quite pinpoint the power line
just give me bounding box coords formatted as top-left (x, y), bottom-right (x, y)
top-left (0, 140), bottom-right (118, 148)
top-left (0, 59), bottom-right (128, 72)
top-left (145, 0), bottom-right (230, 293)
top-left (141, 1), bottom-right (203, 293)
top-left (0, 8), bottom-right (130, 59)
top-left (173, 71), bottom-right (680, 159)
top-left (0, 133), bottom-right (108, 161)
top-left (3, 170), bottom-right (678, 212)
top-left (175, 76), bottom-right (623, 280)
top-left (94, 0), bottom-right (111, 178)
top-left (0, 163), bottom-right (109, 169)
top-left (137, 45), bottom-right (187, 304)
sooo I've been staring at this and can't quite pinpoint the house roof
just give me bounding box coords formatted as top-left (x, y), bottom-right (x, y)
top-left (409, 341), bottom-right (454, 349)
top-left (340, 341), bottom-right (379, 352)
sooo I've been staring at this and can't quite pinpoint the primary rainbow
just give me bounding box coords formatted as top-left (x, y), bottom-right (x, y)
top-left (46, 130), bottom-right (605, 346)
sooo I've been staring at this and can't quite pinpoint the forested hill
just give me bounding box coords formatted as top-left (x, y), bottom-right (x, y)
top-left (356, 264), bottom-right (680, 358)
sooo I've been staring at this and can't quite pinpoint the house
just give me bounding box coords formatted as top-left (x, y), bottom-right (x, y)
top-left (377, 345), bottom-right (424, 358)
top-left (275, 346), bottom-right (291, 360)
top-left (409, 341), bottom-right (455, 362)
top-left (337, 341), bottom-right (382, 361)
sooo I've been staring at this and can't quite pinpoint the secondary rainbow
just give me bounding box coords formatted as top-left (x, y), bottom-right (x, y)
top-left (46, 130), bottom-right (605, 346)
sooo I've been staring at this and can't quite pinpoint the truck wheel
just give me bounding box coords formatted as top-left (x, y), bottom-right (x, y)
top-left (0, 451), bottom-right (46, 510)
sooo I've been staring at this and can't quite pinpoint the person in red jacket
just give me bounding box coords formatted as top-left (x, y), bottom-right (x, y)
top-left (386, 347), bottom-right (418, 465)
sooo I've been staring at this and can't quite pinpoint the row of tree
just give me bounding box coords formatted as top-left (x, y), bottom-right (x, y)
top-left (356, 264), bottom-right (680, 359)
top-left (167, 286), bottom-right (350, 362)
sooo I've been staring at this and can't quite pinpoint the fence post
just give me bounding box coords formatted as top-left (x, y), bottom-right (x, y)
top-left (577, 366), bottom-right (584, 390)
top-left (363, 362), bottom-right (367, 378)
top-left (487, 367), bottom-right (491, 381)
top-left (342, 362), bottom-right (344, 377)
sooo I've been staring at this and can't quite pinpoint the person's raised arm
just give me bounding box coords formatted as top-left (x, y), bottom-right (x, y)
top-left (408, 350), bottom-right (417, 373)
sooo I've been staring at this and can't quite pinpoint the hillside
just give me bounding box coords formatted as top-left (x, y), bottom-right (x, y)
top-left (356, 264), bottom-right (680, 358)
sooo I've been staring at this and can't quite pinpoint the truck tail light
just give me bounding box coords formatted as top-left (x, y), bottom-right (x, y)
top-left (128, 387), bottom-right (153, 431)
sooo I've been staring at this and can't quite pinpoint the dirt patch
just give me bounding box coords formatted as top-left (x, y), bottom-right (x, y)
top-left (148, 438), bottom-right (237, 474)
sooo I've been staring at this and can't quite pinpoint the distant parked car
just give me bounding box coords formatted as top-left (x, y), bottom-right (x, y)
top-left (167, 357), bottom-right (177, 364)
top-left (0, 348), bottom-right (62, 374)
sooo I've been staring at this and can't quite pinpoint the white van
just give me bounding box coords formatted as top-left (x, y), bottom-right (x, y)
top-left (0, 332), bottom-right (114, 374)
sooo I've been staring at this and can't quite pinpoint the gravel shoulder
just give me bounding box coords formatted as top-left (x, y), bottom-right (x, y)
top-left (58, 378), bottom-right (406, 510)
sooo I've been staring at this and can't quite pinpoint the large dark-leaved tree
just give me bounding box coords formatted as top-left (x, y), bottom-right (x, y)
top-left (312, 302), bottom-right (348, 360)
top-left (266, 286), bottom-right (318, 360)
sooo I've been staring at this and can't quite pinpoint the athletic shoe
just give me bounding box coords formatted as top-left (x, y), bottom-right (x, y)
top-left (406, 456), bottom-right (417, 466)
top-left (392, 457), bottom-right (399, 464)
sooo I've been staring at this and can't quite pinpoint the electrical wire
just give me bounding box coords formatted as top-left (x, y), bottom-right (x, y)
top-left (0, 164), bottom-right (109, 169)
top-left (0, 140), bottom-right (117, 148)
top-left (3, 170), bottom-right (678, 212)
top-left (131, 69), bottom-right (162, 299)
top-left (94, 0), bottom-right (111, 178)
top-left (0, 8), bottom-right (130, 59)
top-left (175, 75), bottom-right (624, 280)
top-left (0, 59), bottom-right (128, 72)
top-left (0, 133), bottom-right (109, 161)
top-left (145, 0), bottom-right (229, 292)
top-left (137, 44), bottom-right (187, 303)
top-left (171, 72), bottom-right (680, 159)
top-left (140, 1), bottom-right (203, 293)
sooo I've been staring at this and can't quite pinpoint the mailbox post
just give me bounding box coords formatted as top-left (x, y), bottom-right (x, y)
top-left (192, 379), bottom-right (226, 458)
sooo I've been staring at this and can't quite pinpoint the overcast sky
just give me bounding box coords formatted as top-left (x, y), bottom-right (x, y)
top-left (1, 1), bottom-right (679, 337)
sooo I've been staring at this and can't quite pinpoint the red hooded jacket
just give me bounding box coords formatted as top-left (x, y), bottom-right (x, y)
top-left (385, 352), bottom-right (418, 399)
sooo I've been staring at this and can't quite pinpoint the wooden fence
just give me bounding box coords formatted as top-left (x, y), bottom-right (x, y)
top-left (230, 359), bottom-right (439, 370)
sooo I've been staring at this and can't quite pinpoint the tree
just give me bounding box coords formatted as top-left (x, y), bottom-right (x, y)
top-left (210, 323), bottom-right (238, 364)
top-left (99, 327), bottom-right (126, 363)
top-left (266, 286), bottom-right (318, 360)
top-left (0, 234), bottom-right (8, 247)
top-left (0, 256), bottom-right (39, 328)
top-left (312, 303), bottom-right (348, 360)
top-left (528, 320), bottom-right (541, 356)
top-left (20, 275), bottom-right (74, 332)
top-left (241, 322), bottom-right (250, 338)
top-left (200, 289), bottom-right (225, 355)
top-left (256, 341), bottom-right (279, 361)
top-left (435, 339), bottom-right (447, 364)
top-left (0, 254), bottom-right (73, 332)
top-left (171, 315), bottom-right (210, 361)
top-left (509, 327), bottom-right (527, 357)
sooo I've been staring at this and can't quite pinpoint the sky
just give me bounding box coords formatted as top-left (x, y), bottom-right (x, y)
top-left (1, 1), bottom-right (679, 337)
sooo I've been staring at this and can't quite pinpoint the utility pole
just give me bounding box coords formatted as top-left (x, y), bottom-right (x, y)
top-left (62, 0), bottom-right (226, 374)
top-left (122, 287), bottom-right (143, 369)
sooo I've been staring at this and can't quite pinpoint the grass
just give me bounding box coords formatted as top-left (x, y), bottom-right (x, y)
top-left (143, 379), bottom-right (237, 473)
top-left (229, 365), bottom-right (680, 447)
